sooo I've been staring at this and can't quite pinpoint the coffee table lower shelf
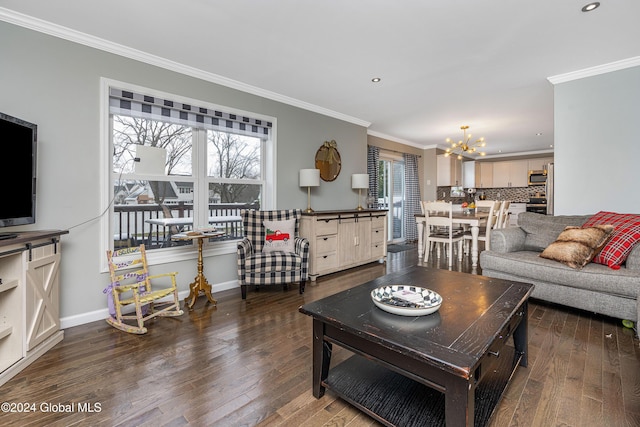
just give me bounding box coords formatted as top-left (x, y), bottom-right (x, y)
top-left (323, 346), bottom-right (521, 427)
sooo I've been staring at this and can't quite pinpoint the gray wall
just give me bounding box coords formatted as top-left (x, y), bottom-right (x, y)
top-left (278, 109), bottom-right (367, 211)
top-left (0, 21), bottom-right (367, 324)
top-left (554, 66), bottom-right (640, 215)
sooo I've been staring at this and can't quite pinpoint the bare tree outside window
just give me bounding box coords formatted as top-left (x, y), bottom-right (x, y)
top-left (113, 116), bottom-right (192, 174)
top-left (207, 131), bottom-right (261, 204)
top-left (112, 116), bottom-right (192, 208)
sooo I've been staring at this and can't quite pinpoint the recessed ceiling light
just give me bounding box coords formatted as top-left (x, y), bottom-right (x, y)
top-left (536, 132), bottom-right (542, 136)
top-left (371, 77), bottom-right (381, 83)
top-left (582, 2), bottom-right (600, 12)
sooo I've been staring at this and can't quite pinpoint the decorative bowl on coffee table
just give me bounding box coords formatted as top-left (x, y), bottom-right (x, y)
top-left (371, 285), bottom-right (442, 316)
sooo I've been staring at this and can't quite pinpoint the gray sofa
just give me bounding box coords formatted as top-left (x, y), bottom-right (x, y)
top-left (480, 212), bottom-right (640, 324)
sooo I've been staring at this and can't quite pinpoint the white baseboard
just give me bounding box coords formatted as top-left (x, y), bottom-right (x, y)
top-left (60, 279), bottom-right (239, 329)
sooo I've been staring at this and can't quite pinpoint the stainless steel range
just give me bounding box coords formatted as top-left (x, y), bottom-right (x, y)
top-left (526, 196), bottom-right (547, 214)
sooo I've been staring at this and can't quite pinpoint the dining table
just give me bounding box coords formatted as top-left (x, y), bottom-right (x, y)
top-left (415, 211), bottom-right (488, 267)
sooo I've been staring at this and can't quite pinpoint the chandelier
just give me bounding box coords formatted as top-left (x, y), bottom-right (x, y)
top-left (444, 125), bottom-right (487, 160)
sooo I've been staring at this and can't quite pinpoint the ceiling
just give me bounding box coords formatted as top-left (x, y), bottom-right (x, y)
top-left (1, 1), bottom-right (639, 157)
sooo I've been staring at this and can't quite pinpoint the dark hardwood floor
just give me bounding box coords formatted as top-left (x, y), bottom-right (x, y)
top-left (2, 245), bottom-right (640, 426)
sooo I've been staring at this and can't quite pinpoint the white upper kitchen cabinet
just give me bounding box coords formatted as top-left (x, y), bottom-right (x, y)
top-left (437, 155), bottom-right (463, 186)
top-left (463, 161), bottom-right (475, 188)
top-left (492, 160), bottom-right (528, 188)
top-left (527, 157), bottom-right (553, 171)
top-left (474, 162), bottom-right (493, 188)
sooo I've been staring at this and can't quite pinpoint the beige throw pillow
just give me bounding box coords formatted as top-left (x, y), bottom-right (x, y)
top-left (540, 225), bottom-right (614, 269)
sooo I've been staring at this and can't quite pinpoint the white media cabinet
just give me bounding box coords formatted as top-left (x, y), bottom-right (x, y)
top-left (0, 230), bottom-right (67, 387)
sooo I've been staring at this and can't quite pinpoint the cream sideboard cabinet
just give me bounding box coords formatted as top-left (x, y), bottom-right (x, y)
top-left (0, 230), bottom-right (67, 387)
top-left (300, 210), bottom-right (387, 281)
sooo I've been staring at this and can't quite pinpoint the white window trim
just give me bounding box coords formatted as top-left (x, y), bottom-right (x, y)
top-left (99, 77), bottom-right (277, 271)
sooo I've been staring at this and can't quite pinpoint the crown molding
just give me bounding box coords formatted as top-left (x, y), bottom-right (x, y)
top-left (547, 56), bottom-right (640, 85)
top-left (432, 146), bottom-right (554, 160)
top-left (366, 130), bottom-right (425, 149)
top-left (0, 8), bottom-right (371, 128)
top-left (481, 148), bottom-right (554, 160)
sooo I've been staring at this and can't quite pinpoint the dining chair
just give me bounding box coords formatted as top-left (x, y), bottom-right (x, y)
top-left (463, 200), bottom-right (500, 252)
top-left (497, 201), bottom-right (511, 229)
top-left (420, 200), bottom-right (443, 254)
top-left (422, 201), bottom-right (464, 267)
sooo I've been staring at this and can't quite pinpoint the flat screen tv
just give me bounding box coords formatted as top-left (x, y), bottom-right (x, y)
top-left (0, 112), bottom-right (37, 237)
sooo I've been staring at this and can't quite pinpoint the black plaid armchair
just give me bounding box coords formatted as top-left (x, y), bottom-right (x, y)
top-left (237, 209), bottom-right (310, 299)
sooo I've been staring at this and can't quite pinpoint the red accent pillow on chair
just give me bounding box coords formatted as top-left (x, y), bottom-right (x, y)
top-left (581, 211), bottom-right (640, 269)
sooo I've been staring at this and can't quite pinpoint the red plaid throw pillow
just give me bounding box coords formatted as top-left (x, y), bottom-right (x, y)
top-left (582, 211), bottom-right (640, 269)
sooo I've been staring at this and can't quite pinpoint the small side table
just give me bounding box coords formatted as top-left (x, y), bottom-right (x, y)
top-left (172, 231), bottom-right (224, 309)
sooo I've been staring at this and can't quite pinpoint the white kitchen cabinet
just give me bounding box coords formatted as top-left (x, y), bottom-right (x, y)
top-left (492, 160), bottom-right (528, 187)
top-left (0, 230), bottom-right (67, 387)
top-left (474, 162), bottom-right (494, 188)
top-left (510, 161), bottom-right (529, 187)
top-left (463, 161), bottom-right (475, 188)
top-left (437, 155), bottom-right (463, 186)
top-left (492, 162), bottom-right (510, 187)
top-left (527, 157), bottom-right (553, 172)
top-left (300, 210), bottom-right (387, 281)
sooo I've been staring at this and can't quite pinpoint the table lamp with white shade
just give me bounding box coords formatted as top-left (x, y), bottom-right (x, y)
top-left (351, 173), bottom-right (369, 211)
top-left (299, 168), bottom-right (320, 213)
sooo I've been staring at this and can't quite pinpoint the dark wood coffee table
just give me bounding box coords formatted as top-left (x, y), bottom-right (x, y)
top-left (299, 266), bottom-right (533, 427)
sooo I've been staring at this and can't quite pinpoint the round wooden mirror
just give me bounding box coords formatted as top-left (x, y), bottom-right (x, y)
top-left (315, 140), bottom-right (342, 182)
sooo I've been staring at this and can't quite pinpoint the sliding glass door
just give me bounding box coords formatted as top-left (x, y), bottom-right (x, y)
top-left (378, 154), bottom-right (405, 243)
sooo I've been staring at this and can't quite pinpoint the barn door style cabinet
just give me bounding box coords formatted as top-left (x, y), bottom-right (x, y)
top-left (0, 230), bottom-right (67, 387)
top-left (300, 210), bottom-right (387, 281)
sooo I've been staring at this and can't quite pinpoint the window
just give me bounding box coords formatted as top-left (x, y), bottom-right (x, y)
top-left (105, 81), bottom-right (275, 254)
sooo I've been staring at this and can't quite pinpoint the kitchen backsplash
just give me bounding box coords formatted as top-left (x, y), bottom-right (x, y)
top-left (435, 185), bottom-right (546, 203)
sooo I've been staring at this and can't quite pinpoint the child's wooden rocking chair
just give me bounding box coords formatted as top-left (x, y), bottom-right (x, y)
top-left (105, 244), bottom-right (183, 334)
